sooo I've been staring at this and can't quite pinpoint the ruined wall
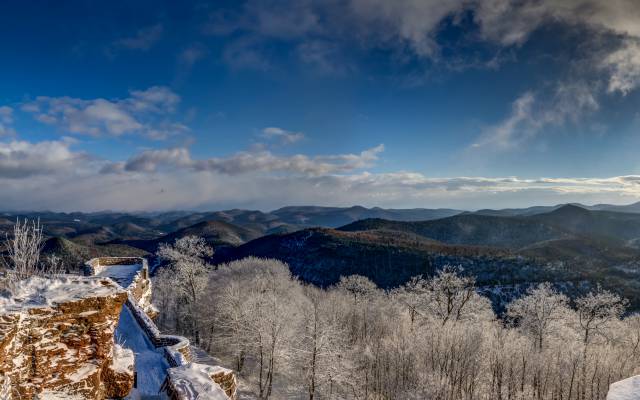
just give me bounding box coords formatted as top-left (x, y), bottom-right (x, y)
top-left (86, 257), bottom-right (238, 400)
top-left (85, 256), bottom-right (158, 318)
top-left (0, 276), bottom-right (134, 399)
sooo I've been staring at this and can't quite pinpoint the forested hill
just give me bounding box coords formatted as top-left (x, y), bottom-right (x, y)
top-left (5, 204), bottom-right (640, 309)
top-left (214, 205), bottom-right (640, 309)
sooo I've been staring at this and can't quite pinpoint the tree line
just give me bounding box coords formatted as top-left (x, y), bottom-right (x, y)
top-left (154, 236), bottom-right (638, 400)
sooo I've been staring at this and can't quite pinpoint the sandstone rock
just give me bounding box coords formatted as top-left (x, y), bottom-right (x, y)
top-left (103, 344), bottom-right (135, 398)
top-left (0, 276), bottom-right (133, 399)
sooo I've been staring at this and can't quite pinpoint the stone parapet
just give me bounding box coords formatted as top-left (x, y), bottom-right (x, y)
top-left (162, 363), bottom-right (238, 400)
top-left (86, 257), bottom-right (237, 400)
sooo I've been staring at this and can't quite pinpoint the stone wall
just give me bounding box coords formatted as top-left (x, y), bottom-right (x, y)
top-left (84, 256), bottom-right (141, 276)
top-left (86, 257), bottom-right (238, 400)
top-left (125, 294), bottom-right (193, 365)
top-left (85, 257), bottom-right (157, 318)
top-left (0, 276), bottom-right (134, 399)
top-left (162, 363), bottom-right (237, 400)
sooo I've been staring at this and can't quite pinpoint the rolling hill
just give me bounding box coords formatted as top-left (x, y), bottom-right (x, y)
top-left (340, 205), bottom-right (640, 250)
top-left (212, 205), bottom-right (640, 308)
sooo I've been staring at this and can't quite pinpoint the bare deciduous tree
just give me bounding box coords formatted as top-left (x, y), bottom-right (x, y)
top-left (576, 287), bottom-right (627, 345)
top-left (3, 218), bottom-right (44, 282)
top-left (152, 255), bottom-right (636, 400)
top-left (424, 266), bottom-right (492, 325)
top-left (298, 287), bottom-right (347, 400)
top-left (507, 283), bottom-right (570, 350)
top-left (156, 235), bottom-right (213, 344)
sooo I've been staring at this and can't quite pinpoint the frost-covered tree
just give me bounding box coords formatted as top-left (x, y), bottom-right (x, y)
top-left (3, 218), bottom-right (44, 281)
top-left (156, 235), bottom-right (213, 344)
top-left (336, 275), bottom-right (378, 304)
top-left (424, 266), bottom-right (492, 325)
top-left (248, 262), bottom-right (302, 399)
top-left (205, 257), bottom-right (304, 399)
top-left (152, 266), bottom-right (179, 332)
top-left (392, 276), bottom-right (430, 328)
top-left (297, 287), bottom-right (347, 400)
top-left (152, 254), bottom-right (637, 400)
top-left (575, 287), bottom-right (627, 345)
top-left (507, 283), bottom-right (570, 350)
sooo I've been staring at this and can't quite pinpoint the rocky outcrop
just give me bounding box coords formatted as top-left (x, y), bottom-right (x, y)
top-left (86, 256), bottom-right (238, 400)
top-left (0, 276), bottom-right (133, 399)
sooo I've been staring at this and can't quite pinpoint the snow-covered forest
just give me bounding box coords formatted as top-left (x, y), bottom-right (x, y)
top-left (154, 236), bottom-right (638, 400)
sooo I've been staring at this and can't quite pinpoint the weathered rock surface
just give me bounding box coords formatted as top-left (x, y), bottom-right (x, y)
top-left (0, 276), bottom-right (133, 399)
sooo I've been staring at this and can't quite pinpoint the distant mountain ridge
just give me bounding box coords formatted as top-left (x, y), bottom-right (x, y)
top-left (340, 204), bottom-right (640, 250)
top-left (213, 204), bottom-right (640, 309)
top-left (5, 203), bottom-right (640, 309)
top-left (3, 202), bottom-right (640, 265)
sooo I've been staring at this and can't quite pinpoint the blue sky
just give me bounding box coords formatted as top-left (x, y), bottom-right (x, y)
top-left (2, 0), bottom-right (640, 211)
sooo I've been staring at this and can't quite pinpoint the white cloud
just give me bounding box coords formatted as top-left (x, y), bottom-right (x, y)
top-left (102, 144), bottom-right (384, 176)
top-left (297, 41), bottom-right (351, 75)
top-left (602, 39), bottom-right (640, 95)
top-left (0, 106), bottom-right (15, 137)
top-left (0, 138), bottom-right (87, 179)
top-left (21, 86), bottom-right (185, 139)
top-left (347, 0), bottom-right (467, 58)
top-left (203, 0), bottom-right (321, 39)
top-left (472, 92), bottom-right (536, 150)
top-left (206, 0), bottom-right (640, 96)
top-left (471, 1), bottom-right (640, 96)
top-left (103, 147), bottom-right (193, 174)
top-left (1, 137), bottom-right (639, 210)
top-left (179, 43), bottom-right (209, 68)
top-left (222, 36), bottom-right (273, 71)
top-left (261, 127), bottom-right (305, 144)
top-left (3, 155), bottom-right (640, 211)
top-left (474, 0), bottom-right (640, 46)
top-left (111, 23), bottom-right (163, 51)
top-left (472, 82), bottom-right (599, 150)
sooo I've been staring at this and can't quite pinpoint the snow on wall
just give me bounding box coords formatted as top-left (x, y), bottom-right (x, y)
top-left (86, 257), bottom-right (237, 400)
top-left (85, 257), bottom-right (158, 317)
top-left (115, 305), bottom-right (169, 394)
top-left (0, 375), bottom-right (10, 399)
top-left (0, 276), bottom-right (133, 399)
top-left (162, 363), bottom-right (236, 400)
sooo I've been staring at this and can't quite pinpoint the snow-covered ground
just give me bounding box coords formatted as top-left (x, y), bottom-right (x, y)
top-left (166, 364), bottom-right (231, 400)
top-left (608, 375), bottom-right (640, 400)
top-left (97, 263), bottom-right (143, 288)
top-left (0, 275), bottom-right (123, 312)
top-left (115, 305), bottom-right (169, 397)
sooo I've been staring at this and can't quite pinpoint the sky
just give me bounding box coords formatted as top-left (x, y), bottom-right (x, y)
top-left (2, 0), bottom-right (640, 211)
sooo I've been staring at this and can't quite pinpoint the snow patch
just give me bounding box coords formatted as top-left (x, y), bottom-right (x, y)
top-left (115, 305), bottom-right (169, 394)
top-left (67, 363), bottom-right (98, 383)
top-left (608, 375), bottom-right (640, 400)
top-left (96, 263), bottom-right (143, 288)
top-left (0, 276), bottom-right (123, 313)
top-left (37, 391), bottom-right (85, 400)
top-left (112, 344), bottom-right (135, 374)
top-left (166, 363), bottom-right (232, 400)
